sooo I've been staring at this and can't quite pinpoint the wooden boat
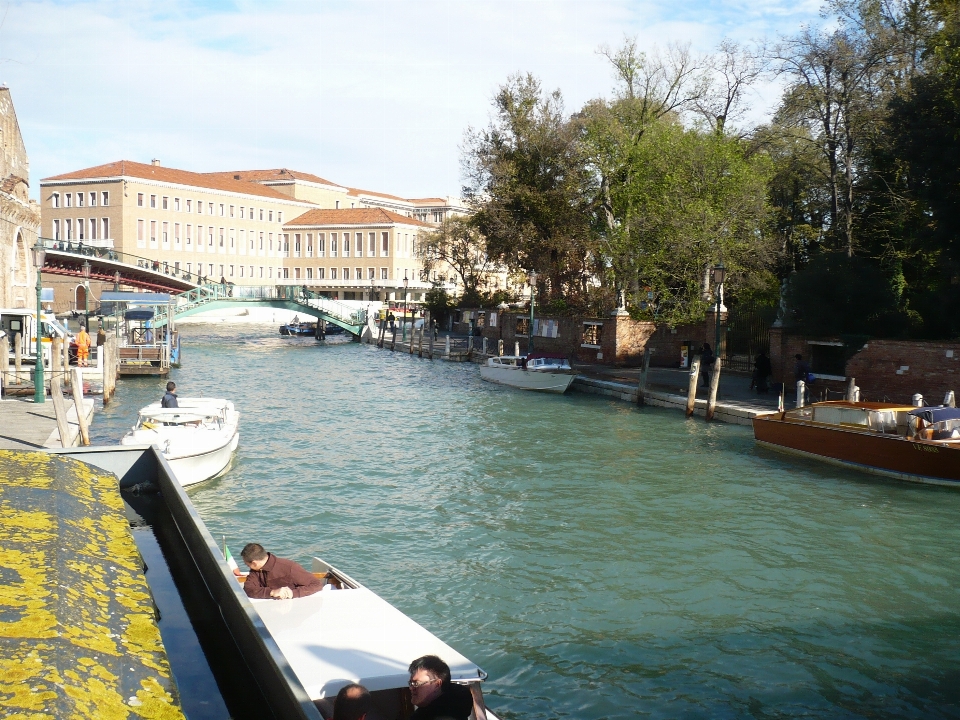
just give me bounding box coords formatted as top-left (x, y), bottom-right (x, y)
top-left (752, 401), bottom-right (960, 486)
top-left (231, 555), bottom-right (499, 719)
top-left (279, 320), bottom-right (317, 336)
top-left (479, 353), bottom-right (576, 393)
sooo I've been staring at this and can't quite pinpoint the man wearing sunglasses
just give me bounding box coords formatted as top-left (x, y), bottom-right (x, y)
top-left (407, 655), bottom-right (472, 720)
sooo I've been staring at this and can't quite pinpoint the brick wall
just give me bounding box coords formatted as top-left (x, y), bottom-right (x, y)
top-left (845, 340), bottom-right (960, 404)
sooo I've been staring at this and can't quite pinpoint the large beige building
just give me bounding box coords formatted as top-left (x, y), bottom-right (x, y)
top-left (0, 87), bottom-right (41, 309)
top-left (39, 161), bottom-right (468, 303)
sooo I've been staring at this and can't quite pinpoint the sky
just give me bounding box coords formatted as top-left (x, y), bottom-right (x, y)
top-left (1, 0), bottom-right (824, 201)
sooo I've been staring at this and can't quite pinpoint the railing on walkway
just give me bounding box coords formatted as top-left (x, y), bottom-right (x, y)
top-left (42, 238), bottom-right (202, 285)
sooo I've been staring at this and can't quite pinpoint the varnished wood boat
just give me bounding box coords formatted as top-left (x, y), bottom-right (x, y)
top-left (752, 401), bottom-right (960, 486)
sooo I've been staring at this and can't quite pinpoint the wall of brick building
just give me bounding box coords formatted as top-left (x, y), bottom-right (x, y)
top-left (845, 340), bottom-right (960, 404)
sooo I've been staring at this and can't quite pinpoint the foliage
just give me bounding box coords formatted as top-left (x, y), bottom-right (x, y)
top-left (423, 283), bottom-right (457, 326)
top-left (416, 217), bottom-right (495, 301)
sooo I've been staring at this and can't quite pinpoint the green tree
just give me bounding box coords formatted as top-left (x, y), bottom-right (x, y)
top-left (416, 217), bottom-right (495, 303)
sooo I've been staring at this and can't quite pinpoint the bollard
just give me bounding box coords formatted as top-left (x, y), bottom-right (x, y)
top-left (796, 380), bottom-right (806, 408)
top-left (706, 357), bottom-right (722, 421)
top-left (409, 329), bottom-right (415, 355)
top-left (514, 341), bottom-right (520, 357)
top-left (50, 377), bottom-right (72, 447)
top-left (637, 349), bottom-right (652, 406)
top-left (444, 335), bottom-right (451, 359)
top-left (498, 339), bottom-right (504, 357)
top-left (71, 367), bottom-right (90, 446)
top-left (685, 355), bottom-right (701, 418)
top-left (945, 390), bottom-right (956, 408)
top-left (482, 337), bottom-right (488, 356)
top-left (912, 393), bottom-right (923, 407)
top-left (846, 376), bottom-right (858, 402)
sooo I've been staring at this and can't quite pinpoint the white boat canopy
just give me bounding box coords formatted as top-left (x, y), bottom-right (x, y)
top-left (250, 558), bottom-right (487, 699)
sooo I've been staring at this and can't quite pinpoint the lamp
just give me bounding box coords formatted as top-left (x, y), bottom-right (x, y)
top-left (31, 239), bottom-right (46, 403)
top-left (114, 270), bottom-right (121, 292)
top-left (528, 271), bottom-right (537, 355)
top-left (81, 259), bottom-right (92, 329)
top-left (712, 261), bottom-right (726, 361)
top-left (711, 262), bottom-right (726, 287)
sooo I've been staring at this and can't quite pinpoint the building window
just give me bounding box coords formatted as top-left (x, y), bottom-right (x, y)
top-left (306, 233), bottom-right (313, 258)
top-left (175, 198), bottom-right (181, 211)
top-left (282, 267), bottom-right (289, 279)
top-left (186, 224), bottom-right (192, 246)
top-left (317, 233), bottom-right (325, 256)
top-left (249, 230), bottom-right (254, 251)
top-left (208, 264), bottom-right (214, 276)
top-left (219, 204), bottom-right (225, 216)
top-left (268, 233), bottom-right (273, 251)
top-left (64, 218), bottom-right (72, 240)
top-left (53, 219), bottom-right (60, 240)
top-left (343, 267), bottom-right (349, 280)
top-left (368, 267), bottom-right (375, 280)
top-left (186, 263), bottom-right (192, 274)
top-left (239, 265), bottom-right (244, 278)
top-left (186, 199), bottom-right (192, 212)
top-left (240, 207), bottom-right (245, 219)
top-left (229, 265), bottom-right (235, 277)
top-left (150, 195), bottom-right (157, 208)
top-left (174, 223), bottom-right (181, 246)
top-left (306, 268), bottom-right (313, 280)
top-left (230, 229), bottom-right (235, 250)
top-left (162, 196), bottom-right (169, 210)
top-left (278, 212), bottom-right (283, 223)
top-left (87, 192), bottom-right (95, 207)
top-left (77, 193), bottom-right (84, 207)
top-left (52, 192), bottom-right (60, 208)
top-left (208, 202), bottom-right (214, 214)
top-left (137, 219), bottom-right (145, 248)
top-left (208, 228), bottom-right (214, 247)
top-left (102, 191), bottom-right (109, 206)
top-left (102, 218), bottom-right (110, 239)
top-left (356, 233), bottom-right (363, 257)
top-left (229, 205), bottom-right (235, 218)
top-left (259, 232), bottom-right (264, 251)
top-left (89, 218), bottom-right (96, 240)
top-left (259, 208), bottom-right (263, 221)
top-left (343, 235), bottom-right (350, 255)
top-left (355, 267), bottom-right (362, 280)
top-left (65, 193), bottom-right (73, 208)
top-left (248, 265), bottom-right (253, 277)
top-left (330, 268), bottom-right (337, 280)
top-left (317, 268), bottom-right (325, 279)
top-left (381, 232), bottom-right (389, 256)
top-left (331, 234), bottom-right (338, 257)
top-left (219, 228), bottom-right (225, 248)
top-left (294, 267), bottom-right (301, 280)
top-left (368, 232), bottom-right (375, 256)
top-left (380, 267), bottom-right (388, 280)
top-left (162, 221), bottom-right (169, 247)
top-left (150, 220), bottom-right (157, 247)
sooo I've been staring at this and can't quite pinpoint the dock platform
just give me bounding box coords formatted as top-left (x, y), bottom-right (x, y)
top-left (0, 396), bottom-right (96, 449)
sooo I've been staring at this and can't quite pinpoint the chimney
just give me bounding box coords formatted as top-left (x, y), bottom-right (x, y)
top-left (151, 159), bottom-right (160, 166)
top-left (234, 174), bottom-right (241, 180)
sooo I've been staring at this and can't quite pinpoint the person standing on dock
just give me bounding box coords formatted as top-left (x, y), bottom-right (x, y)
top-left (75, 325), bottom-right (91, 367)
top-left (240, 543), bottom-right (323, 600)
top-left (753, 351), bottom-right (772, 393)
top-left (408, 655), bottom-right (473, 720)
top-left (161, 381), bottom-right (179, 408)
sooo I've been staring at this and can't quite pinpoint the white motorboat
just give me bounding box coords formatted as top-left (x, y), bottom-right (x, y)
top-left (234, 555), bottom-right (499, 719)
top-left (121, 398), bottom-right (240, 486)
top-left (479, 353), bottom-right (576, 393)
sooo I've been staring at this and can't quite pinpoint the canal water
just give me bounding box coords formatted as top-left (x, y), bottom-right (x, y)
top-left (92, 324), bottom-right (960, 720)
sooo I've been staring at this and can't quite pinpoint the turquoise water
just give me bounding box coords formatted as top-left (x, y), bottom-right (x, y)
top-left (93, 325), bottom-right (960, 719)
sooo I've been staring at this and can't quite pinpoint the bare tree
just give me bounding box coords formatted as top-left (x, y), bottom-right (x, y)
top-left (416, 216), bottom-right (495, 300)
top-left (693, 39), bottom-right (765, 136)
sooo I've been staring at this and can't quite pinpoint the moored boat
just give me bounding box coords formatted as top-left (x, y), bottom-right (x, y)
top-left (478, 353), bottom-right (576, 393)
top-left (232, 555), bottom-right (499, 719)
top-left (279, 320), bottom-right (317, 336)
top-left (752, 400), bottom-right (960, 486)
top-left (121, 397), bottom-right (240, 486)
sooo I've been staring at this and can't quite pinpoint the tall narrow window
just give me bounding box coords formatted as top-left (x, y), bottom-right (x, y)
top-left (356, 233), bottom-right (363, 257)
top-left (306, 268), bottom-right (313, 280)
top-left (174, 223), bottom-right (181, 247)
top-left (318, 233), bottom-right (325, 256)
top-left (259, 232), bottom-right (264, 251)
top-left (66, 193), bottom-right (72, 208)
top-left (318, 268), bottom-right (325, 279)
top-left (229, 205), bottom-right (235, 218)
top-left (161, 221), bottom-right (169, 247)
top-left (65, 218), bottom-right (72, 240)
top-left (294, 234), bottom-right (301, 257)
top-left (175, 198), bottom-right (181, 211)
top-left (102, 218), bottom-right (110, 239)
top-left (380, 267), bottom-right (388, 280)
top-left (89, 192), bottom-right (96, 207)
top-left (162, 196), bottom-right (169, 210)
top-left (150, 220), bottom-right (157, 247)
top-left (186, 224), bottom-right (192, 246)
top-left (89, 218), bottom-right (97, 240)
top-left (219, 228), bottom-right (225, 248)
top-left (368, 232), bottom-right (375, 256)
top-left (150, 195), bottom-right (157, 208)
top-left (53, 219), bottom-right (60, 240)
top-left (137, 219), bottom-right (145, 248)
top-left (343, 234), bottom-right (350, 255)
top-left (78, 218), bottom-right (85, 240)
top-left (52, 193), bottom-right (60, 208)
top-left (102, 191), bottom-right (109, 206)
top-left (330, 268), bottom-right (337, 280)
top-left (77, 193), bottom-right (84, 207)
top-left (186, 199), bottom-right (192, 212)
top-left (306, 233), bottom-right (313, 258)
top-left (331, 234), bottom-right (337, 257)
top-left (368, 267), bottom-right (375, 280)
top-left (381, 232), bottom-right (389, 256)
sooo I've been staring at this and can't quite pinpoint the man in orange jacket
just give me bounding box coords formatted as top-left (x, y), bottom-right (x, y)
top-left (75, 325), bottom-right (91, 367)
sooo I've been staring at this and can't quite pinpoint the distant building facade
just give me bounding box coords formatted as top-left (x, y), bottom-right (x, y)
top-left (39, 162), bottom-right (469, 303)
top-left (0, 87), bottom-right (41, 309)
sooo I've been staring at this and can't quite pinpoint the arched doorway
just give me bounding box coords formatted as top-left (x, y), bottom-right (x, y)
top-left (75, 284), bottom-right (87, 313)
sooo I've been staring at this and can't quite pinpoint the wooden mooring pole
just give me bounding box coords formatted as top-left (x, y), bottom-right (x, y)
top-left (50, 377), bottom-right (71, 447)
top-left (14, 331), bottom-right (22, 384)
top-left (637, 348), bottom-right (653, 406)
top-left (705, 357), bottom-right (722, 421)
top-left (1, 334), bottom-right (8, 392)
top-left (70, 368), bottom-right (90, 446)
top-left (685, 355), bottom-right (701, 418)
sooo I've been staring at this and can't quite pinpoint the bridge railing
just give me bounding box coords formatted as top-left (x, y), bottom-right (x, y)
top-left (42, 237), bottom-right (201, 285)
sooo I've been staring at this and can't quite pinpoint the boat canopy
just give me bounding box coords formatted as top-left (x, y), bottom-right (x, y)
top-left (908, 406), bottom-right (960, 424)
top-left (527, 352), bottom-right (568, 360)
top-left (251, 558), bottom-right (486, 699)
top-left (139, 409), bottom-right (212, 424)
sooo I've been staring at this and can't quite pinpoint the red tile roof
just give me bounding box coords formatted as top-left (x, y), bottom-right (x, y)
top-left (285, 207), bottom-right (433, 228)
top-left (203, 168), bottom-right (343, 187)
top-left (41, 160), bottom-right (308, 202)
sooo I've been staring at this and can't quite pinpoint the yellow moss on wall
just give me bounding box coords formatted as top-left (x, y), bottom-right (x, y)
top-left (0, 451), bottom-right (186, 720)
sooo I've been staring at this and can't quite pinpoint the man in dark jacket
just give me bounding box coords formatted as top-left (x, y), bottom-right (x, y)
top-left (753, 352), bottom-right (772, 393)
top-left (161, 381), bottom-right (179, 408)
top-left (241, 543), bottom-right (323, 600)
top-left (408, 655), bottom-right (473, 720)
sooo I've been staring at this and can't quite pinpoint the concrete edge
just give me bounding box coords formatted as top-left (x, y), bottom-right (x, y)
top-left (43, 397), bottom-right (96, 448)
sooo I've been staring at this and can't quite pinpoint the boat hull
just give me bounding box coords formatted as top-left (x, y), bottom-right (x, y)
top-left (478, 365), bottom-right (575, 393)
top-left (753, 413), bottom-right (960, 486)
top-left (166, 431), bottom-right (240, 487)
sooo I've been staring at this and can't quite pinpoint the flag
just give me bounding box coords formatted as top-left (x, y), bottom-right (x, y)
top-left (225, 544), bottom-right (242, 577)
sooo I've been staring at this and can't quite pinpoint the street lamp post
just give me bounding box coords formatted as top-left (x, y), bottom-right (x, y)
top-left (31, 240), bottom-right (46, 403)
top-left (82, 259), bottom-right (92, 331)
top-left (528, 271), bottom-right (537, 355)
top-left (113, 270), bottom-right (121, 292)
top-left (402, 275), bottom-right (409, 342)
top-left (712, 261), bottom-right (726, 358)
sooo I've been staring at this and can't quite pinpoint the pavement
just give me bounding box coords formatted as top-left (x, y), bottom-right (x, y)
top-left (0, 396), bottom-right (97, 449)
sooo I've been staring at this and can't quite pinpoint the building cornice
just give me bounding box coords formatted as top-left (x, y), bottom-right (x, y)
top-left (40, 175), bottom-right (316, 208)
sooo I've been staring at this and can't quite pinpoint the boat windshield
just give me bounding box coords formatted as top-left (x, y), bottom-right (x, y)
top-left (137, 410), bottom-right (218, 428)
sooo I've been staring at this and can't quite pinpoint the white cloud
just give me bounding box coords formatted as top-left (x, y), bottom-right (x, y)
top-left (1, 0), bottom-right (823, 201)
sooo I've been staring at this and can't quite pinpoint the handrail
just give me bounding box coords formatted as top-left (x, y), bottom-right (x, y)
top-left (41, 237), bottom-right (202, 285)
